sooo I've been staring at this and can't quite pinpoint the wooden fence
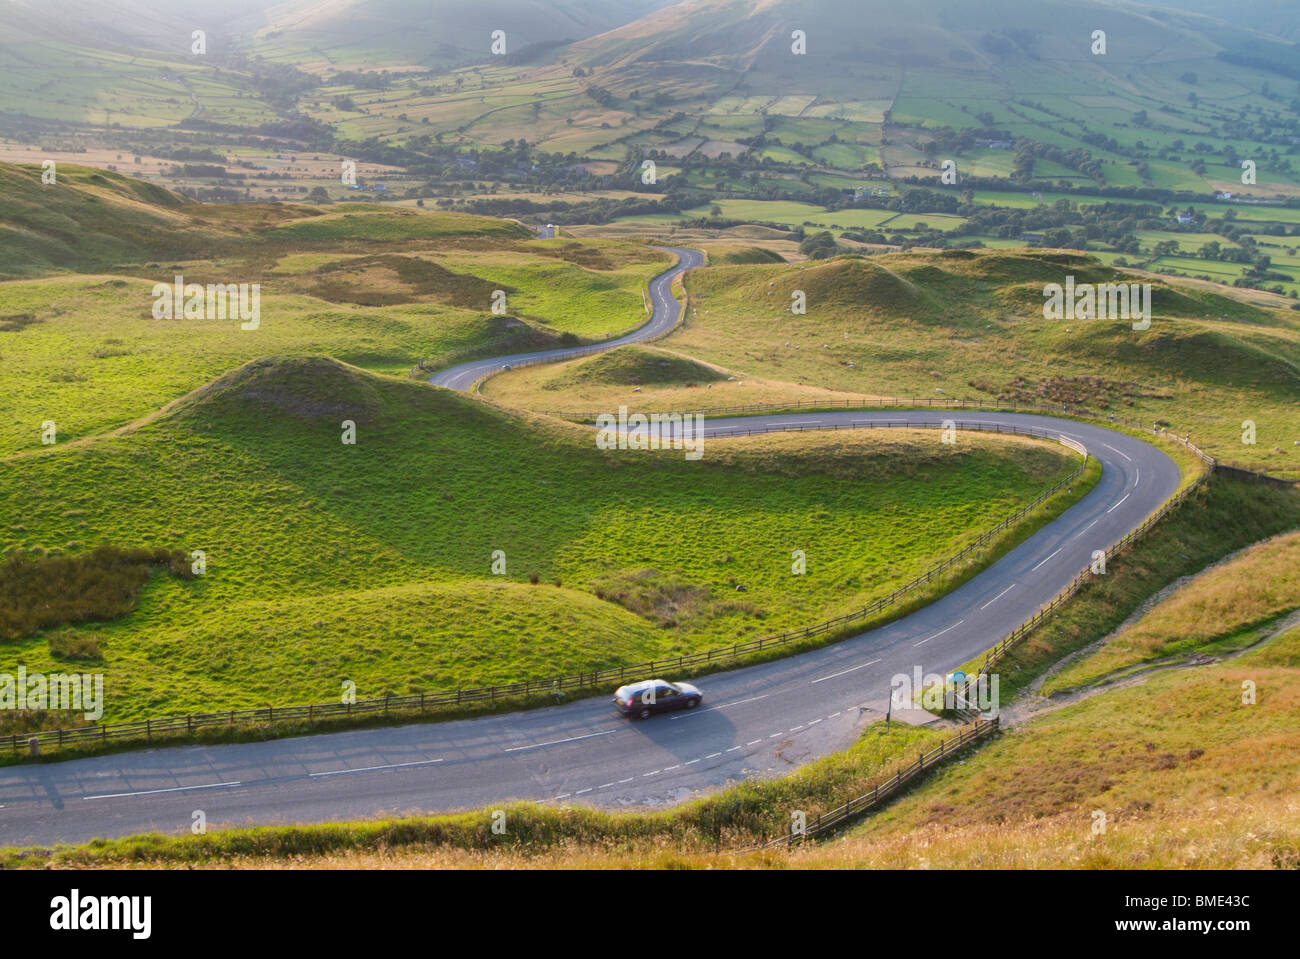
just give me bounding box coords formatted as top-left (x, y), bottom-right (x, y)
top-left (7, 420), bottom-right (1086, 757)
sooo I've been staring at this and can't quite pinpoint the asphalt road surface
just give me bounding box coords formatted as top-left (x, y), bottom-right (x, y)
top-left (427, 246), bottom-right (703, 391)
top-left (0, 251), bottom-right (1181, 847)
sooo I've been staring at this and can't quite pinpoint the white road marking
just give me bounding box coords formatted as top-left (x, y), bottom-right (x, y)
top-left (504, 729), bottom-right (617, 752)
top-left (828, 711), bottom-right (841, 718)
top-left (554, 793), bottom-right (571, 800)
top-left (664, 764), bottom-right (680, 771)
top-left (1101, 442), bottom-right (1132, 461)
top-left (1106, 492), bottom-right (1131, 514)
top-left (1134, 468), bottom-right (1140, 487)
top-left (644, 770), bottom-right (660, 777)
top-left (84, 780), bottom-right (242, 800)
top-left (1031, 547), bottom-right (1063, 571)
top-left (310, 759), bottom-right (443, 778)
top-left (1080, 518), bottom-right (1099, 534)
top-left (706, 752), bottom-right (722, 759)
top-left (807, 718), bottom-right (822, 726)
top-left (598, 782), bottom-right (614, 789)
top-left (726, 746), bottom-right (741, 752)
top-left (575, 788), bottom-right (592, 795)
top-left (670, 692), bottom-right (769, 718)
top-left (810, 658), bottom-right (881, 684)
top-left (769, 732), bottom-right (783, 739)
top-left (913, 620), bottom-right (964, 647)
top-left (684, 758), bottom-right (700, 765)
top-left (747, 739), bottom-right (762, 746)
top-left (981, 583), bottom-right (1017, 609)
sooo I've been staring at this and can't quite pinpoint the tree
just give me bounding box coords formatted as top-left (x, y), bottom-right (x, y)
top-left (799, 231), bottom-right (838, 260)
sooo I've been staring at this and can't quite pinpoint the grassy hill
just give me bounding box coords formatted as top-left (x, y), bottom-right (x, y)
top-left (511, 249), bottom-right (1299, 478)
top-left (334, 0), bottom-right (1299, 196)
top-left (0, 161), bottom-right (677, 451)
top-left (0, 353), bottom-right (1084, 725)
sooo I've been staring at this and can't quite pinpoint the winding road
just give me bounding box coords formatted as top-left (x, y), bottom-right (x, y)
top-left (0, 249), bottom-right (1180, 848)
top-left (428, 246), bottom-right (703, 391)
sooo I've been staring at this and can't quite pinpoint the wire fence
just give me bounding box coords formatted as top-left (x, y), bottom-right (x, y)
top-left (7, 419), bottom-right (1087, 758)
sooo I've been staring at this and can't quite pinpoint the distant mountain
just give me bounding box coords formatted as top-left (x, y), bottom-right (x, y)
top-left (565, 0), bottom-right (1256, 99)
top-left (1137, 0), bottom-right (1300, 42)
top-left (242, 0), bottom-right (681, 70)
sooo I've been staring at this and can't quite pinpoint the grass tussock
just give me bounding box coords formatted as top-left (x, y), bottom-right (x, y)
top-left (0, 546), bottom-right (192, 642)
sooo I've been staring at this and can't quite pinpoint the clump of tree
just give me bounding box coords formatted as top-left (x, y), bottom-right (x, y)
top-left (799, 230), bottom-right (839, 259)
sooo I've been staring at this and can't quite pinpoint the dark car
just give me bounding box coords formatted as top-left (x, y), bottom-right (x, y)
top-left (613, 679), bottom-right (703, 719)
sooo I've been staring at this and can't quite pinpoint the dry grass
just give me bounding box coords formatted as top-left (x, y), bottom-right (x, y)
top-left (0, 546), bottom-right (191, 641)
top-left (1046, 530), bottom-right (1300, 693)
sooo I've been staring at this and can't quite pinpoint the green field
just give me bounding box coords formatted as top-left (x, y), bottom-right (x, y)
top-left (662, 252), bottom-right (1300, 478)
top-left (0, 355), bottom-right (1081, 723)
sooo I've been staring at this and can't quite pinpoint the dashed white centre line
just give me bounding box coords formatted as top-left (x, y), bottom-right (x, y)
top-left (1106, 492), bottom-right (1131, 514)
top-left (810, 658), bottom-right (881, 684)
top-left (913, 620), bottom-right (964, 647)
top-left (1102, 442), bottom-right (1132, 462)
top-left (670, 692), bottom-right (769, 719)
top-left (310, 759), bottom-right (443, 778)
top-left (747, 739), bottom-right (762, 746)
top-left (1031, 547), bottom-right (1063, 571)
top-left (981, 583), bottom-right (1017, 610)
top-left (617, 778), bottom-right (633, 784)
top-left (84, 780), bottom-right (242, 800)
top-left (504, 729), bottom-right (616, 752)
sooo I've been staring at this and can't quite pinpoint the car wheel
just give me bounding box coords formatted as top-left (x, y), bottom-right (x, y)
top-left (638, 707), bottom-right (652, 720)
top-left (686, 698), bottom-right (700, 709)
